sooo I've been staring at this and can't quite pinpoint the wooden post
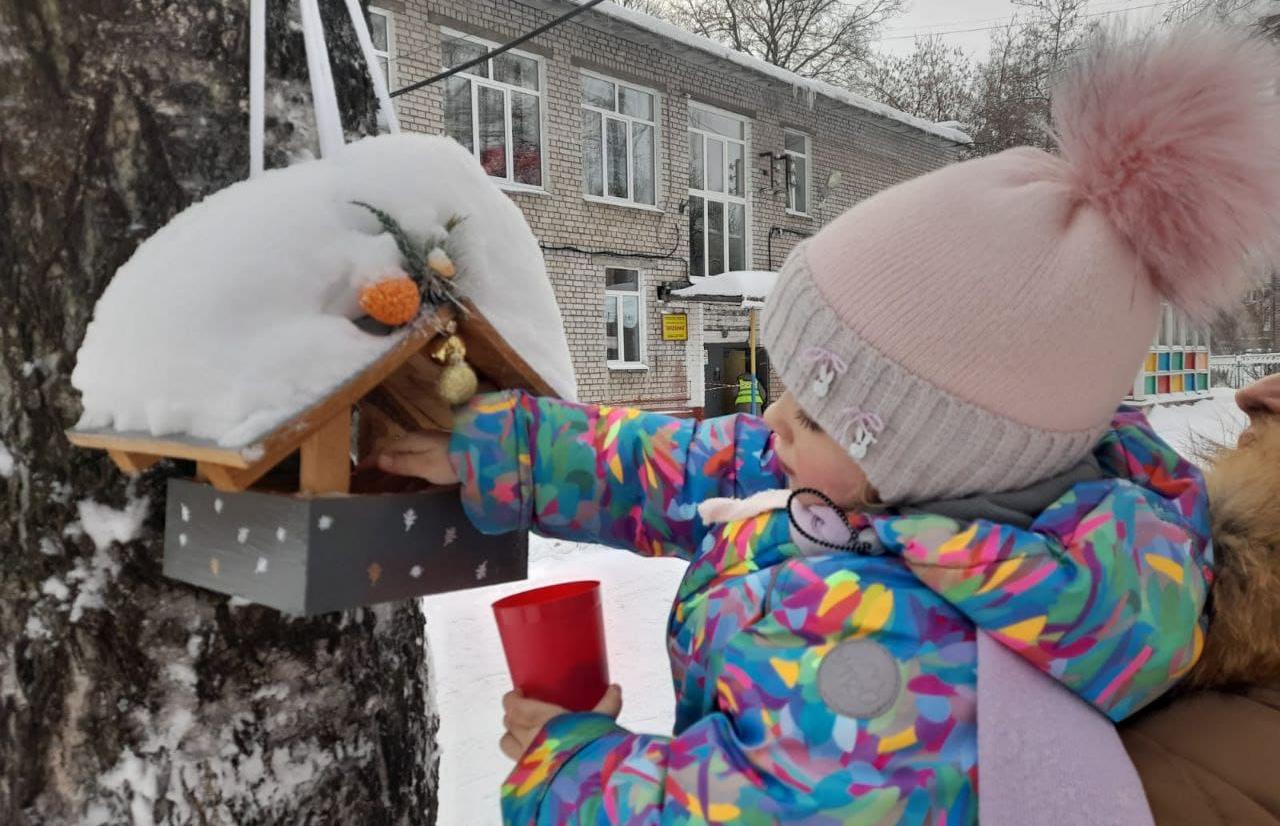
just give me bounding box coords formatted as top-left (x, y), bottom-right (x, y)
top-left (300, 407), bottom-right (352, 495)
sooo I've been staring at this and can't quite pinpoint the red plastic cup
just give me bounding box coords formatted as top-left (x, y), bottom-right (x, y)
top-left (491, 580), bottom-right (610, 712)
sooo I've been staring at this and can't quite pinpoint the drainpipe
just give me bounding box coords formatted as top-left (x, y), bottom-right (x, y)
top-left (767, 226), bottom-right (814, 270)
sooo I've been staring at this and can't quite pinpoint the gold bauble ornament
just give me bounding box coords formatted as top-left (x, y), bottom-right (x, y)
top-left (438, 359), bottom-right (478, 405)
top-left (432, 335), bottom-right (478, 406)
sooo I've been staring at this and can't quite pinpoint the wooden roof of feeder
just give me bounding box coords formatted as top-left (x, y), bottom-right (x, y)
top-left (66, 302), bottom-right (556, 496)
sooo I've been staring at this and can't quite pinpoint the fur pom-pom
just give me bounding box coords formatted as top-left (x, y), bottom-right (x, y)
top-left (1052, 27), bottom-right (1280, 320)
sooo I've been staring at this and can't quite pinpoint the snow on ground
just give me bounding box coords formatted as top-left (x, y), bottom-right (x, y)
top-left (72, 134), bottom-right (575, 449)
top-left (423, 537), bottom-right (687, 826)
top-left (423, 389), bottom-right (1248, 825)
top-left (1144, 388), bottom-right (1248, 460)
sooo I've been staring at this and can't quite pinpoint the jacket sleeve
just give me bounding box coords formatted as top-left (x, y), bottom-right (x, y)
top-left (881, 476), bottom-right (1209, 722)
top-left (502, 510), bottom-right (868, 826)
top-left (878, 410), bottom-right (1212, 721)
top-left (501, 712), bottom-right (773, 826)
top-left (448, 391), bottom-right (782, 559)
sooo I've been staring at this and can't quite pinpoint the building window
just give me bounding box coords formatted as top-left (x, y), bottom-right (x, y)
top-left (605, 268), bottom-right (644, 366)
top-left (688, 104), bottom-right (749, 278)
top-left (784, 130), bottom-right (810, 215)
top-left (581, 74), bottom-right (658, 206)
top-left (368, 8), bottom-right (395, 89)
top-left (441, 30), bottom-right (543, 188)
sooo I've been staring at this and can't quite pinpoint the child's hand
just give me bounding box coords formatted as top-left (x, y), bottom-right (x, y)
top-left (372, 432), bottom-right (459, 485)
top-left (499, 685), bottom-right (622, 760)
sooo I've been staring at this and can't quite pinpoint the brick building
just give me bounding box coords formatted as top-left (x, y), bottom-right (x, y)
top-left (367, 0), bottom-right (968, 413)
top-left (1211, 271), bottom-right (1280, 355)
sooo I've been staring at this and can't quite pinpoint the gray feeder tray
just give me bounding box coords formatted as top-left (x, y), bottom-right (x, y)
top-left (163, 478), bottom-right (526, 615)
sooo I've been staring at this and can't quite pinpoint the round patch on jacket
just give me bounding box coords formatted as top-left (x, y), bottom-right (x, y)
top-left (817, 639), bottom-right (900, 719)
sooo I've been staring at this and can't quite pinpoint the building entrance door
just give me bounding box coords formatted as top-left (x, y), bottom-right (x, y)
top-left (704, 344), bottom-right (769, 418)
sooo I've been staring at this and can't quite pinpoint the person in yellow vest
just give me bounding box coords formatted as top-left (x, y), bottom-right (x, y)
top-left (734, 372), bottom-right (765, 414)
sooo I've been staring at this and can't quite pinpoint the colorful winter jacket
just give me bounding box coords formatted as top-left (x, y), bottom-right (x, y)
top-left (450, 391), bottom-right (1213, 825)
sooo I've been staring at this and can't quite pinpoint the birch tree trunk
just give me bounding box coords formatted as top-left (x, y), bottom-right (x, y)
top-left (0, 1), bottom-right (438, 822)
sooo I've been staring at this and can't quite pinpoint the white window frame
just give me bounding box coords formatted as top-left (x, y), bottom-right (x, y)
top-left (440, 27), bottom-right (547, 192)
top-left (580, 71), bottom-right (662, 211)
top-left (784, 129), bottom-right (811, 217)
top-left (688, 103), bottom-right (752, 279)
top-left (368, 7), bottom-right (396, 91)
top-left (605, 268), bottom-right (647, 369)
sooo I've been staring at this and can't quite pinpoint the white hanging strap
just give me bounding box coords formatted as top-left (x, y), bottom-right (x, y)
top-left (299, 0), bottom-right (345, 159)
top-left (343, 0), bottom-right (400, 133)
top-left (249, 0), bottom-right (266, 177)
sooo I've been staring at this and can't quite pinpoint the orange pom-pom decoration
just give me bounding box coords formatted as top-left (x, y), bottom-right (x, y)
top-left (360, 277), bottom-right (421, 326)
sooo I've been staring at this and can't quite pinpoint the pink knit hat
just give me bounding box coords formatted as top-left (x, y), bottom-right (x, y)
top-left (763, 27), bottom-right (1280, 505)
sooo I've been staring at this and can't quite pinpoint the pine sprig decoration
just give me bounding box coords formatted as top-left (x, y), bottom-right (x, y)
top-left (352, 201), bottom-right (427, 283)
top-left (351, 201), bottom-right (469, 317)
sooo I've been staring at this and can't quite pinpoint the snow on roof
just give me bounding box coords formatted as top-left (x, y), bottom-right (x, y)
top-left (580, 2), bottom-right (973, 146)
top-left (672, 271), bottom-right (778, 302)
top-left (72, 134), bottom-right (577, 448)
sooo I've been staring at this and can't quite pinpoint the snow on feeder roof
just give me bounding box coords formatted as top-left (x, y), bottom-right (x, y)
top-left (70, 134), bottom-right (576, 453)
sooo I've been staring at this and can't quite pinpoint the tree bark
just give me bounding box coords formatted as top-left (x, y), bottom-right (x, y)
top-left (0, 2), bottom-right (438, 823)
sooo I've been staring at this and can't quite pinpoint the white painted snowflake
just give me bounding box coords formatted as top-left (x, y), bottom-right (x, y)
top-left (276, 527), bottom-right (287, 542)
top-left (403, 508), bottom-right (417, 532)
top-left (475, 561), bottom-right (488, 581)
top-left (444, 526), bottom-right (458, 547)
top-left (213, 498), bottom-right (224, 514)
top-left (318, 515), bottom-right (333, 531)
top-left (237, 527), bottom-right (250, 544)
top-left (180, 504), bottom-right (190, 523)
top-left (410, 565), bottom-right (423, 579)
top-left (255, 556), bottom-right (269, 574)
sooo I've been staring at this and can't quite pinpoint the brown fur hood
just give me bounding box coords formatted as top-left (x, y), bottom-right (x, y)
top-left (1185, 417), bottom-right (1280, 690)
top-left (1120, 419), bottom-right (1280, 826)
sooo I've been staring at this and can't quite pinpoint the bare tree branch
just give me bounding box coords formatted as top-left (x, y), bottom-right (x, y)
top-left (669, 0), bottom-right (905, 82)
top-left (857, 35), bottom-right (976, 123)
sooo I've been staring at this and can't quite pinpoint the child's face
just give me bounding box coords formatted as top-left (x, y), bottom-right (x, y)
top-left (763, 391), bottom-right (875, 510)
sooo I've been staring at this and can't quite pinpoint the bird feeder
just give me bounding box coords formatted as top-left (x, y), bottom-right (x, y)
top-left (67, 305), bottom-right (554, 615)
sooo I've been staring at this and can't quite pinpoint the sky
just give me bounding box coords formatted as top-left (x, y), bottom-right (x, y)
top-left (873, 0), bottom-right (1180, 57)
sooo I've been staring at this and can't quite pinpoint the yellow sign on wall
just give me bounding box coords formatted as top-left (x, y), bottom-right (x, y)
top-left (662, 313), bottom-right (688, 341)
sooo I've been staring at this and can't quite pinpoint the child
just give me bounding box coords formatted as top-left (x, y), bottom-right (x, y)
top-left (380, 28), bottom-right (1280, 825)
